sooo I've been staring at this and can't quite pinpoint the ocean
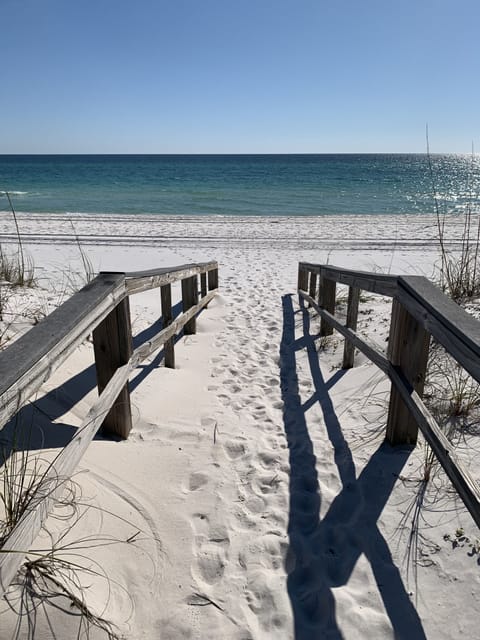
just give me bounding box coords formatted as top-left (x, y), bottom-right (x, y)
top-left (0, 154), bottom-right (478, 217)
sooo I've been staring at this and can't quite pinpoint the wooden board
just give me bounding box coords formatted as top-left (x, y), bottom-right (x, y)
top-left (93, 297), bottom-right (133, 439)
top-left (398, 276), bottom-right (480, 383)
top-left (0, 274), bottom-right (125, 429)
top-left (386, 299), bottom-right (430, 445)
top-left (126, 262), bottom-right (217, 295)
top-left (299, 262), bottom-right (399, 297)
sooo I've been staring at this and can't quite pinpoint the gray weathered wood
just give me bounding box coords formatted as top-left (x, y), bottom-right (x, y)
top-left (182, 275), bottom-right (198, 335)
top-left (299, 262), bottom-right (399, 297)
top-left (93, 297), bottom-right (133, 439)
top-left (160, 283), bottom-right (175, 368)
top-left (200, 272), bottom-right (207, 298)
top-left (126, 262), bottom-right (217, 295)
top-left (319, 275), bottom-right (336, 337)
top-left (386, 299), bottom-right (430, 445)
top-left (0, 363), bottom-right (132, 596)
top-left (308, 272), bottom-right (317, 305)
top-left (297, 266), bottom-right (308, 292)
top-left (398, 276), bottom-right (480, 383)
top-left (208, 267), bottom-right (219, 291)
top-left (0, 273), bottom-right (126, 430)
top-left (342, 286), bottom-right (360, 369)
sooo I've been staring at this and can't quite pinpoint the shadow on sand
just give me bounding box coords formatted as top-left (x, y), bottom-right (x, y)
top-left (0, 302), bottom-right (185, 458)
top-left (280, 294), bottom-right (426, 640)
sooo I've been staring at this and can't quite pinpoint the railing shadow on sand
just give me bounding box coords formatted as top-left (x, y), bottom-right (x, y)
top-left (280, 294), bottom-right (426, 639)
top-left (0, 301), bottom-right (187, 455)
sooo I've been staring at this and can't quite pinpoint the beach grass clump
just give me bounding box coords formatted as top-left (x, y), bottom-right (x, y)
top-left (0, 191), bottom-right (35, 288)
top-left (427, 141), bottom-right (480, 302)
top-left (424, 342), bottom-right (480, 436)
top-left (0, 427), bottom-right (135, 638)
top-left (0, 246), bottom-right (35, 288)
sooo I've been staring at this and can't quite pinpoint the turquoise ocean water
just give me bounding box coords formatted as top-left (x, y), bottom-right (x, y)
top-left (0, 154), bottom-right (478, 217)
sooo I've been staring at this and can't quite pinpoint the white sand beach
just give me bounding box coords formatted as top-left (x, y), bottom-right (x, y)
top-left (1, 213), bottom-right (479, 639)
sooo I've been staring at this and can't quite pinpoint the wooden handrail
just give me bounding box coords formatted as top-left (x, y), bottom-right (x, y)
top-left (298, 262), bottom-right (480, 529)
top-left (0, 260), bottom-right (219, 595)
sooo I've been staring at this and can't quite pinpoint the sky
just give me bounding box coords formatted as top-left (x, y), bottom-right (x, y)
top-left (1, 0), bottom-right (479, 154)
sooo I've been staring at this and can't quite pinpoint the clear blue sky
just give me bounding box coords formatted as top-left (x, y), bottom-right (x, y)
top-left (2, 0), bottom-right (479, 153)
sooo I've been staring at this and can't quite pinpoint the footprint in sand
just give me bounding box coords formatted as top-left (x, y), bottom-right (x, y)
top-left (191, 517), bottom-right (230, 586)
top-left (223, 439), bottom-right (246, 460)
top-left (187, 472), bottom-right (209, 491)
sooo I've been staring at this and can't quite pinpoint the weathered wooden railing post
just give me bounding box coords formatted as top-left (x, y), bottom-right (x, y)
top-left (297, 265), bottom-right (308, 292)
top-left (161, 283), bottom-right (175, 368)
top-left (386, 298), bottom-right (430, 445)
top-left (319, 272), bottom-right (336, 336)
top-left (342, 286), bottom-right (360, 368)
top-left (93, 290), bottom-right (133, 439)
top-left (182, 275), bottom-right (199, 335)
top-left (308, 271), bottom-right (317, 307)
top-left (208, 266), bottom-right (219, 291)
top-left (200, 272), bottom-right (208, 298)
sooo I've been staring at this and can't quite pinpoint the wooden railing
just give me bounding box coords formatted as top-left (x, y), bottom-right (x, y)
top-left (298, 262), bottom-right (480, 528)
top-left (0, 260), bottom-right (218, 594)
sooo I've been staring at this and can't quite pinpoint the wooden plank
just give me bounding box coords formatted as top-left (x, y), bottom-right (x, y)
top-left (319, 275), bottom-right (336, 337)
top-left (389, 366), bottom-right (480, 528)
top-left (126, 262), bottom-right (217, 295)
top-left (200, 272), bottom-right (207, 298)
top-left (182, 276), bottom-right (198, 335)
top-left (0, 273), bottom-right (126, 430)
top-left (92, 297), bottom-right (133, 439)
top-left (0, 363), bottom-right (132, 596)
top-left (386, 299), bottom-right (430, 445)
top-left (308, 272), bottom-right (317, 306)
top-left (297, 266), bottom-right (308, 292)
top-left (125, 261), bottom-right (217, 279)
top-left (161, 283), bottom-right (175, 368)
top-left (342, 286), bottom-right (360, 369)
top-left (298, 262), bottom-right (399, 297)
top-left (208, 267), bottom-right (219, 291)
top-left (398, 276), bottom-right (480, 383)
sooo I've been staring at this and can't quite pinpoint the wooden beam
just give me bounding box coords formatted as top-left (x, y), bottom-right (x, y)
top-left (297, 266), bottom-right (308, 292)
top-left (125, 261), bottom-right (217, 295)
top-left (160, 283), bottom-right (175, 368)
top-left (182, 275), bottom-right (199, 335)
top-left (308, 272), bottom-right (317, 306)
top-left (386, 299), bottom-right (430, 445)
top-left (319, 275), bottom-right (336, 337)
top-left (93, 297), bottom-right (133, 439)
top-left (398, 276), bottom-right (480, 383)
top-left (208, 267), bottom-right (218, 291)
top-left (200, 272), bottom-right (207, 298)
top-left (342, 286), bottom-right (360, 369)
top-left (0, 273), bottom-right (125, 430)
top-left (298, 262), bottom-right (399, 297)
